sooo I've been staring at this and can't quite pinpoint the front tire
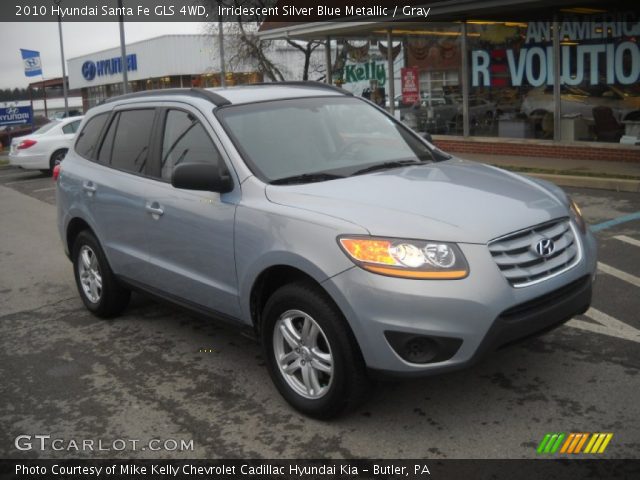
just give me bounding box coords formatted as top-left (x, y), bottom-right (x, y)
top-left (262, 282), bottom-right (370, 419)
top-left (72, 230), bottom-right (130, 318)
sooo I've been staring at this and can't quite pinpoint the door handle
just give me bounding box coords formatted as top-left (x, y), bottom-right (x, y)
top-left (145, 202), bottom-right (164, 217)
top-left (82, 181), bottom-right (96, 195)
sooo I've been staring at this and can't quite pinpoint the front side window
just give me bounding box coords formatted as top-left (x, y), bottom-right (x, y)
top-left (160, 110), bottom-right (221, 181)
top-left (217, 96), bottom-right (434, 183)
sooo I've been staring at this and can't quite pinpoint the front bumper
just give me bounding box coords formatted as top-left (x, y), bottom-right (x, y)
top-left (322, 225), bottom-right (597, 377)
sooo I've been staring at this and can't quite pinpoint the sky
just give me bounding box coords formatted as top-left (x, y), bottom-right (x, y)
top-left (0, 22), bottom-right (207, 89)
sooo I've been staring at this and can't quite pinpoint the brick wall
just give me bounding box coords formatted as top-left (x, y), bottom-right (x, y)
top-left (432, 136), bottom-right (640, 163)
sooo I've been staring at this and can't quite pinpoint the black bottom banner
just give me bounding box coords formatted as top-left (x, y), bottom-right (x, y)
top-left (1, 459), bottom-right (640, 480)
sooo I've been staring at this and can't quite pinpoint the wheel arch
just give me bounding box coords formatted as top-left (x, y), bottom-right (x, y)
top-left (50, 147), bottom-right (68, 163)
top-left (249, 264), bottom-right (325, 335)
top-left (66, 217), bottom-right (95, 257)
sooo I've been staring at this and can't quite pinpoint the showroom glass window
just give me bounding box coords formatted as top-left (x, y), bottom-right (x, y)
top-left (466, 11), bottom-right (640, 142)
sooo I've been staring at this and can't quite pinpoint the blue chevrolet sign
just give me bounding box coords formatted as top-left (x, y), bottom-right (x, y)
top-left (0, 106), bottom-right (33, 127)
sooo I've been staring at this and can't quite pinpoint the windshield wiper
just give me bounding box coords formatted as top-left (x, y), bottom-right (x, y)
top-left (270, 172), bottom-right (345, 185)
top-left (350, 159), bottom-right (427, 176)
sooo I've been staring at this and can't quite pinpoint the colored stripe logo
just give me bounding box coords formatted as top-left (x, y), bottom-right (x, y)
top-left (536, 433), bottom-right (613, 454)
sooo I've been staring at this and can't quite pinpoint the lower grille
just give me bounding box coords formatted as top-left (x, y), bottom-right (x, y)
top-left (488, 218), bottom-right (581, 287)
top-left (499, 275), bottom-right (590, 321)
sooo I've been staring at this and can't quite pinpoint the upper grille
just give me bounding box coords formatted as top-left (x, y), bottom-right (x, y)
top-left (488, 218), bottom-right (581, 287)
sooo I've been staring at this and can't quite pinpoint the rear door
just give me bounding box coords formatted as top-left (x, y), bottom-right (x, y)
top-left (141, 104), bottom-right (240, 318)
top-left (77, 106), bottom-right (158, 284)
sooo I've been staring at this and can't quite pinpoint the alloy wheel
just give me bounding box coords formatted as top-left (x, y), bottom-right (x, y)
top-left (77, 245), bottom-right (102, 303)
top-left (273, 309), bottom-right (334, 399)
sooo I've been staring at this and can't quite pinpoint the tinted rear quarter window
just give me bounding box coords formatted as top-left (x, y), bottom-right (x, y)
top-left (75, 113), bottom-right (109, 159)
top-left (97, 114), bottom-right (118, 165)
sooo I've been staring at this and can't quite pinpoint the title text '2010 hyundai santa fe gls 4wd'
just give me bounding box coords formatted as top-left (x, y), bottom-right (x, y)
top-left (56, 83), bottom-right (597, 418)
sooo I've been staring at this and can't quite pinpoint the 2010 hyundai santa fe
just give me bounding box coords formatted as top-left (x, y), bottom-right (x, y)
top-left (56, 83), bottom-right (597, 418)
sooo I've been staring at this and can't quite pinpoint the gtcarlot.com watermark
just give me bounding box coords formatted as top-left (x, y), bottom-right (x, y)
top-left (15, 434), bottom-right (194, 452)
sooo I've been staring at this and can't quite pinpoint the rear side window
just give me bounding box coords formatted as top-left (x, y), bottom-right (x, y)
top-left (99, 109), bottom-right (155, 174)
top-left (62, 120), bottom-right (81, 135)
top-left (160, 110), bottom-right (221, 181)
top-left (34, 121), bottom-right (59, 135)
top-left (75, 113), bottom-right (109, 159)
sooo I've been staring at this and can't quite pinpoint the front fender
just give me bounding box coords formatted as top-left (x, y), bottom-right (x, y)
top-left (234, 203), bottom-right (367, 325)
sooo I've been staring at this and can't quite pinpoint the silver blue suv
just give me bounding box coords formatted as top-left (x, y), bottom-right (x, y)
top-left (56, 83), bottom-right (597, 418)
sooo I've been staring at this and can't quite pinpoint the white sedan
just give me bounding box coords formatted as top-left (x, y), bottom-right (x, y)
top-left (9, 116), bottom-right (83, 175)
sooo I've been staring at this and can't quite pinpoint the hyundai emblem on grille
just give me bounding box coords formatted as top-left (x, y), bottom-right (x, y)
top-left (535, 238), bottom-right (555, 257)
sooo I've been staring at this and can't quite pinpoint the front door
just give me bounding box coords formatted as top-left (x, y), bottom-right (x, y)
top-left (142, 107), bottom-right (240, 318)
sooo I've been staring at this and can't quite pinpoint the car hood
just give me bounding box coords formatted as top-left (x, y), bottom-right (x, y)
top-left (265, 159), bottom-right (569, 244)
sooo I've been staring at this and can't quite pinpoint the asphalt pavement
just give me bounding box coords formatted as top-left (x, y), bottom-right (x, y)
top-left (0, 164), bottom-right (639, 459)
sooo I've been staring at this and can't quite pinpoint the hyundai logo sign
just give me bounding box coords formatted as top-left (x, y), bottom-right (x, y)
top-left (81, 54), bottom-right (137, 81)
top-left (81, 61), bottom-right (96, 81)
top-left (24, 58), bottom-right (40, 68)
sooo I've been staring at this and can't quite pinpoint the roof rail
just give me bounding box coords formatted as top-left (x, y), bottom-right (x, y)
top-left (243, 81), bottom-right (353, 96)
top-left (103, 88), bottom-right (231, 107)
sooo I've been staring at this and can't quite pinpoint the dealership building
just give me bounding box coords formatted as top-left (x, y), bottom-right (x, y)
top-left (259, 0), bottom-right (640, 161)
top-left (67, 34), bottom-right (318, 111)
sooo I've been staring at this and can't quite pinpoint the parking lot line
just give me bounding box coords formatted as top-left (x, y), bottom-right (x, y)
top-left (567, 308), bottom-right (640, 344)
top-left (590, 211), bottom-right (640, 232)
top-left (597, 262), bottom-right (640, 288)
top-left (0, 172), bottom-right (41, 181)
top-left (32, 186), bottom-right (55, 193)
top-left (5, 177), bottom-right (49, 186)
top-left (614, 235), bottom-right (640, 248)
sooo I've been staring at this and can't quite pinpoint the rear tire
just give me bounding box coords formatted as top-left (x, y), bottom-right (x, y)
top-left (262, 282), bottom-right (371, 419)
top-left (49, 149), bottom-right (67, 176)
top-left (72, 230), bottom-right (130, 318)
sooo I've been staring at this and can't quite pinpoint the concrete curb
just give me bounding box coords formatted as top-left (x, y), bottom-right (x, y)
top-left (525, 172), bottom-right (640, 193)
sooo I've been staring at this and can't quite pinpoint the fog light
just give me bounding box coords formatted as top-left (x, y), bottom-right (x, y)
top-left (384, 331), bottom-right (463, 364)
top-left (404, 337), bottom-right (438, 363)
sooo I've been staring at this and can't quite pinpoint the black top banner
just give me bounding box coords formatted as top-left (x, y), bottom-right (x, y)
top-left (2, 0), bottom-right (637, 22)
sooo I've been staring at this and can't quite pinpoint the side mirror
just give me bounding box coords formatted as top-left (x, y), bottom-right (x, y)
top-left (171, 163), bottom-right (233, 193)
top-left (423, 132), bottom-right (433, 143)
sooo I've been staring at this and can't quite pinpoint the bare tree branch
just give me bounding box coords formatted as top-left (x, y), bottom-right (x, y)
top-left (202, 0), bottom-right (324, 82)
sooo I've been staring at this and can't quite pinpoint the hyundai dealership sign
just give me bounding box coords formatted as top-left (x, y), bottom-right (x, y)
top-left (0, 106), bottom-right (33, 127)
top-left (81, 54), bottom-right (137, 81)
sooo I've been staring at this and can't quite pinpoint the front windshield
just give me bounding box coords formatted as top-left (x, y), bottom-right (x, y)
top-left (217, 96), bottom-right (434, 182)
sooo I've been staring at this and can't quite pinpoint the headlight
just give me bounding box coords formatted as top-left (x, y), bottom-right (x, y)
top-left (569, 198), bottom-right (587, 233)
top-left (338, 236), bottom-right (469, 279)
